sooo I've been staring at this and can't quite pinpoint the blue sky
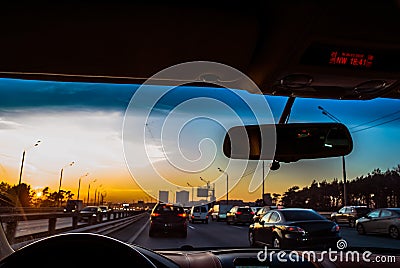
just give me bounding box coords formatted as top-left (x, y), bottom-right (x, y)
top-left (0, 78), bottom-right (399, 203)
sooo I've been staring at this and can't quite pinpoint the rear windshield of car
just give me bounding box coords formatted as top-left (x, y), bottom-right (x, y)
top-left (280, 210), bottom-right (326, 221)
top-left (193, 206), bottom-right (207, 213)
top-left (81, 207), bottom-right (97, 212)
top-left (387, 208), bottom-right (400, 215)
top-left (238, 207), bottom-right (252, 212)
top-left (155, 205), bottom-right (184, 213)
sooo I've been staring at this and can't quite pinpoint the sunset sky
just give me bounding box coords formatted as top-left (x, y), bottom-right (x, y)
top-left (0, 78), bottom-right (399, 204)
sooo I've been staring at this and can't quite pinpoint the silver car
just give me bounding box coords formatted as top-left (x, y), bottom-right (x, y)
top-left (356, 208), bottom-right (400, 239)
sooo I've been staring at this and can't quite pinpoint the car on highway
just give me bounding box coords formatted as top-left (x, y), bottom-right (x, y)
top-left (149, 203), bottom-right (187, 238)
top-left (249, 208), bottom-right (341, 249)
top-left (63, 199), bottom-right (84, 213)
top-left (226, 206), bottom-right (254, 225)
top-left (330, 205), bottom-right (372, 227)
top-left (0, 1), bottom-right (400, 268)
top-left (78, 206), bottom-right (103, 223)
top-left (356, 208), bottom-right (400, 239)
top-left (216, 205), bottom-right (234, 222)
top-left (188, 205), bottom-right (209, 224)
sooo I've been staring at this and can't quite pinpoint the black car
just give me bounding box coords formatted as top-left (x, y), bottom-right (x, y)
top-left (149, 203), bottom-right (187, 238)
top-left (78, 206), bottom-right (103, 223)
top-left (330, 206), bottom-right (372, 228)
top-left (226, 206), bottom-right (254, 225)
top-left (249, 208), bottom-right (341, 249)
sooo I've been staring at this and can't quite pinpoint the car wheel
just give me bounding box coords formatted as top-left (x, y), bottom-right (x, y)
top-left (226, 219), bottom-right (231, 225)
top-left (389, 226), bottom-right (399, 239)
top-left (249, 231), bottom-right (256, 247)
top-left (272, 235), bottom-right (282, 249)
top-left (356, 223), bottom-right (366, 235)
top-left (349, 218), bottom-right (356, 228)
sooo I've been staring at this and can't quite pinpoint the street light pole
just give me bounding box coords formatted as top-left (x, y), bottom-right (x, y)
top-left (16, 140), bottom-right (41, 206)
top-left (58, 161), bottom-right (75, 206)
top-left (218, 168), bottom-right (228, 205)
top-left (87, 179), bottom-right (97, 206)
top-left (262, 160), bottom-right (265, 205)
top-left (200, 176), bottom-right (210, 202)
top-left (77, 173), bottom-right (89, 200)
top-left (187, 182), bottom-right (194, 205)
top-left (318, 106), bottom-right (348, 206)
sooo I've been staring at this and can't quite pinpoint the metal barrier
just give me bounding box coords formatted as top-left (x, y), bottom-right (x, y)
top-left (0, 209), bottom-right (146, 245)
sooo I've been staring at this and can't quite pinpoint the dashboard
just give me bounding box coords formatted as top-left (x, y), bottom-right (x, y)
top-left (0, 233), bottom-right (399, 268)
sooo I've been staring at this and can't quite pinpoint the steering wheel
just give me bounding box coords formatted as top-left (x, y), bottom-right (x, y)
top-left (0, 233), bottom-right (158, 268)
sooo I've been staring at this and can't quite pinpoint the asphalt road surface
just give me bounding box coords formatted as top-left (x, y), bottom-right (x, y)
top-left (108, 218), bottom-right (400, 251)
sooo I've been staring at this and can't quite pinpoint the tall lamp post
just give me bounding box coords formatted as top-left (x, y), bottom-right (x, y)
top-left (217, 168), bottom-right (229, 205)
top-left (318, 106), bottom-right (348, 206)
top-left (262, 160), bottom-right (266, 205)
top-left (200, 176), bottom-right (210, 202)
top-left (16, 140), bottom-right (41, 206)
top-left (87, 179), bottom-right (97, 205)
top-left (77, 172), bottom-right (89, 200)
top-left (58, 161), bottom-right (75, 206)
top-left (94, 184), bottom-right (103, 205)
top-left (187, 182), bottom-right (194, 205)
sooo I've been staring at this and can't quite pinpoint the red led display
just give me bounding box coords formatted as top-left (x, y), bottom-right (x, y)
top-left (328, 51), bottom-right (374, 68)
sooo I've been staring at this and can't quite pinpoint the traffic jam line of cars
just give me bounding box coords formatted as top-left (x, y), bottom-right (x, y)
top-left (149, 203), bottom-right (400, 248)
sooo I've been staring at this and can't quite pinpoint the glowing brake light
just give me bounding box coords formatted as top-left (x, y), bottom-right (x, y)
top-left (250, 211), bottom-right (255, 215)
top-left (331, 224), bottom-right (340, 232)
top-left (236, 211), bottom-right (242, 215)
top-left (151, 212), bottom-right (160, 217)
top-left (286, 226), bottom-right (305, 233)
top-left (178, 213), bottom-right (187, 218)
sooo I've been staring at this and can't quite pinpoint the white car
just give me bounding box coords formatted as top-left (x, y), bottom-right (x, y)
top-left (189, 205), bottom-right (209, 224)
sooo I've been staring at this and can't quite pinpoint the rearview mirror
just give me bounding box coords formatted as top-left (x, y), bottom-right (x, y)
top-left (223, 123), bottom-right (353, 162)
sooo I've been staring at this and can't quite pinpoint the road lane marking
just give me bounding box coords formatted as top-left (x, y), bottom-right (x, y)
top-left (231, 226), bottom-right (245, 229)
top-left (188, 225), bottom-right (195, 230)
top-left (128, 219), bottom-right (149, 244)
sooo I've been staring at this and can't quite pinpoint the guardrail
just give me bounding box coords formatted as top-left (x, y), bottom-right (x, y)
top-left (0, 209), bottom-right (147, 245)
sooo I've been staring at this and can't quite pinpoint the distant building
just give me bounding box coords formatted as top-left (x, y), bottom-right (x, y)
top-left (176, 190), bottom-right (189, 205)
top-left (159, 190), bottom-right (169, 203)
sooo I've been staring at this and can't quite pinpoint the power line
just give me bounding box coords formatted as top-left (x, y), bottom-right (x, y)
top-left (350, 109), bottom-right (400, 130)
top-left (352, 115), bottom-right (400, 133)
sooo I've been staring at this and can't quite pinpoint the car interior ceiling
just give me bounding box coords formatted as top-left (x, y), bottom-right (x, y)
top-left (0, 0), bottom-right (399, 101)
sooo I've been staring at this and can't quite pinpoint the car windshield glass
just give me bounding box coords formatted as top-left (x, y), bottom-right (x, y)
top-left (280, 210), bottom-right (326, 221)
top-left (0, 78), bottom-right (399, 252)
top-left (156, 205), bottom-right (183, 213)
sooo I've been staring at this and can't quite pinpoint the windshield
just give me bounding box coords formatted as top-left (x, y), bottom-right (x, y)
top-left (0, 78), bottom-right (399, 253)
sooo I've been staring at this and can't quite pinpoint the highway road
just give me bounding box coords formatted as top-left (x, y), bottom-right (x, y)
top-left (108, 217), bottom-right (400, 251)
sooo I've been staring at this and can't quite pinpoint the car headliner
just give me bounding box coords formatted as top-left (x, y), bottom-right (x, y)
top-left (0, 0), bottom-right (399, 100)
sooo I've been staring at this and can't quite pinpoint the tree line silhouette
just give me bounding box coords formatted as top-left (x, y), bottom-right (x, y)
top-left (281, 165), bottom-right (400, 211)
top-left (0, 182), bottom-right (73, 207)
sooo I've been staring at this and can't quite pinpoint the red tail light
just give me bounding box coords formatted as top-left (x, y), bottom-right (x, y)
top-left (286, 226), bottom-right (305, 233)
top-left (236, 211), bottom-right (242, 215)
top-left (178, 213), bottom-right (187, 218)
top-left (331, 224), bottom-right (340, 232)
top-left (151, 212), bottom-right (160, 217)
top-left (250, 211), bottom-right (255, 215)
